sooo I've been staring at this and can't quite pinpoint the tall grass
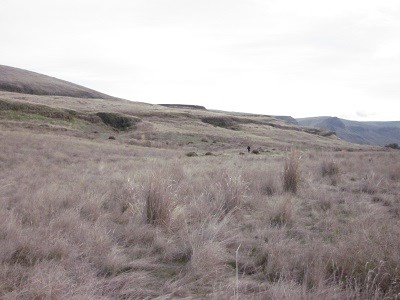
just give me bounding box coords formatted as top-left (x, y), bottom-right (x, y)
top-left (283, 150), bottom-right (301, 193)
top-left (144, 174), bottom-right (174, 228)
top-left (1, 131), bottom-right (400, 299)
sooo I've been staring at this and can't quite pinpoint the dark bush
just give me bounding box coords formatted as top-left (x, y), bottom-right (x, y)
top-left (96, 112), bottom-right (140, 130)
top-left (385, 143), bottom-right (399, 150)
top-left (186, 152), bottom-right (198, 157)
top-left (201, 117), bottom-right (239, 130)
top-left (321, 161), bottom-right (339, 177)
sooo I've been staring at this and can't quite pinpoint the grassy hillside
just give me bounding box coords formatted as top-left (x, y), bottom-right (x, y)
top-left (1, 76), bottom-right (400, 298)
top-left (0, 91), bottom-right (352, 153)
top-left (297, 116), bottom-right (400, 146)
top-left (0, 65), bottom-right (112, 99)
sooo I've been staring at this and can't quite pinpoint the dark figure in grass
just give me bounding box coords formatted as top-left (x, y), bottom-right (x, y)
top-left (247, 146), bottom-right (251, 153)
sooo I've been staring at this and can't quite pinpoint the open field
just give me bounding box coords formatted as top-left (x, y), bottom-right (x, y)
top-left (1, 91), bottom-right (400, 299)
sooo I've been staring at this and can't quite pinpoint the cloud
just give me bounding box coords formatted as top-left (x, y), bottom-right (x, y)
top-left (1, 0), bottom-right (399, 121)
top-left (356, 110), bottom-right (377, 119)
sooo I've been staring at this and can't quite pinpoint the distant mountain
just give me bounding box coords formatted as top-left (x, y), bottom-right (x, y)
top-left (297, 116), bottom-right (400, 146)
top-left (0, 65), bottom-right (112, 99)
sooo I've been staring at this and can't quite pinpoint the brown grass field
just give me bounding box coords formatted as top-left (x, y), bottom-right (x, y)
top-left (1, 90), bottom-right (400, 299)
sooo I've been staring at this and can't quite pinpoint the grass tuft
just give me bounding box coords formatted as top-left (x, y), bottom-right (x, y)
top-left (144, 175), bottom-right (174, 228)
top-left (221, 174), bottom-right (248, 214)
top-left (270, 197), bottom-right (294, 227)
top-left (283, 150), bottom-right (301, 193)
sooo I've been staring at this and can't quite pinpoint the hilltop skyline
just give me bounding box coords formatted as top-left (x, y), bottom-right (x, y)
top-left (1, 0), bottom-right (400, 121)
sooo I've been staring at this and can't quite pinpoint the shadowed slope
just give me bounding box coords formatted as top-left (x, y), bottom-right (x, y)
top-left (297, 116), bottom-right (400, 146)
top-left (0, 65), bottom-right (112, 99)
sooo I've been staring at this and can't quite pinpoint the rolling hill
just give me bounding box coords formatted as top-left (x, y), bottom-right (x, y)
top-left (0, 65), bottom-right (360, 153)
top-left (297, 116), bottom-right (400, 146)
top-left (0, 65), bottom-right (112, 99)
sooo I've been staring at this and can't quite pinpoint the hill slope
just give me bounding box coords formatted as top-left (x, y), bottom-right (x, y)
top-left (0, 65), bottom-right (364, 151)
top-left (297, 116), bottom-right (400, 146)
top-left (0, 90), bottom-right (359, 153)
top-left (0, 65), bottom-right (112, 99)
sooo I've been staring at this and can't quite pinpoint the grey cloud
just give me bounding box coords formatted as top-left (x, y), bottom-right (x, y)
top-left (1, 0), bottom-right (399, 121)
top-left (356, 111), bottom-right (377, 119)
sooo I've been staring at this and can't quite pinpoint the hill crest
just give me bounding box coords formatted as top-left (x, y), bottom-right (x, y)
top-left (0, 65), bottom-right (112, 99)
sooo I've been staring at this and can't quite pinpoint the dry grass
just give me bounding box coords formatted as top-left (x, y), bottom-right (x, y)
top-left (145, 173), bottom-right (175, 228)
top-left (283, 150), bottom-right (301, 193)
top-left (1, 129), bottom-right (399, 299)
top-left (1, 92), bottom-right (399, 299)
top-left (0, 90), bottom-right (363, 154)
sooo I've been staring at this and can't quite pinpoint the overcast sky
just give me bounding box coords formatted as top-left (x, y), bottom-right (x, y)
top-left (1, 0), bottom-right (399, 121)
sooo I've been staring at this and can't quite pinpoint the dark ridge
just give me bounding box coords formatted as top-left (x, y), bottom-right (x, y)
top-left (325, 117), bottom-right (346, 130)
top-left (273, 116), bottom-right (298, 125)
top-left (267, 122), bottom-right (336, 137)
top-left (0, 65), bottom-right (113, 99)
top-left (200, 115), bottom-right (335, 137)
top-left (0, 98), bottom-right (146, 130)
top-left (159, 104), bottom-right (206, 110)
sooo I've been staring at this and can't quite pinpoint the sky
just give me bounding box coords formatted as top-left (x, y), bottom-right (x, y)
top-left (1, 0), bottom-right (400, 121)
